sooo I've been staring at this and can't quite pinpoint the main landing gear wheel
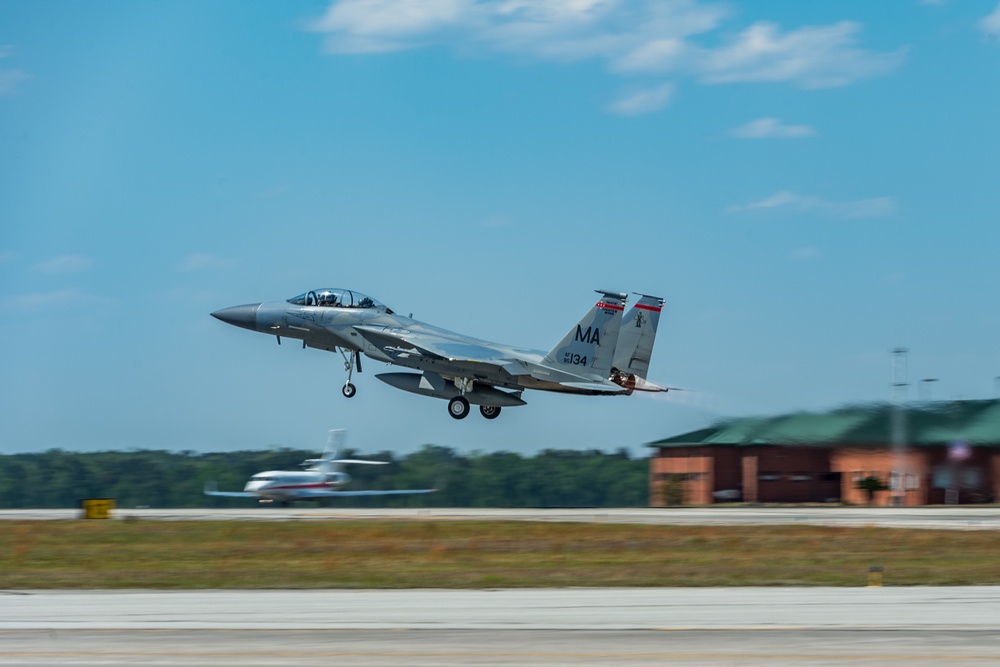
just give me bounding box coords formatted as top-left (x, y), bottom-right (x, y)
top-left (448, 396), bottom-right (470, 420)
top-left (342, 383), bottom-right (357, 398)
top-left (479, 405), bottom-right (501, 420)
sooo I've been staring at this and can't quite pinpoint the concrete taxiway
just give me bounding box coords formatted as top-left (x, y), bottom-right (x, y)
top-left (2, 588), bottom-right (999, 666)
top-left (3, 506), bottom-right (1000, 529)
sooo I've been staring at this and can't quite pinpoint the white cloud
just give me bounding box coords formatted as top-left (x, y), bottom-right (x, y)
top-left (0, 69), bottom-right (29, 95)
top-left (2, 288), bottom-right (114, 309)
top-left (32, 254), bottom-right (93, 274)
top-left (310, 1), bottom-right (904, 111)
top-left (0, 45), bottom-right (30, 96)
top-left (178, 253), bottom-right (235, 272)
top-left (311, 0), bottom-right (723, 59)
top-left (980, 3), bottom-right (1000, 35)
top-left (731, 117), bottom-right (814, 139)
top-left (312, 0), bottom-right (475, 53)
top-left (696, 21), bottom-right (906, 89)
top-left (608, 82), bottom-right (674, 115)
top-left (791, 247), bottom-right (819, 261)
top-left (730, 191), bottom-right (897, 219)
top-left (735, 190), bottom-right (800, 210)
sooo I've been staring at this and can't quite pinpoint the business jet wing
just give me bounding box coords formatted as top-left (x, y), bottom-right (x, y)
top-left (294, 488), bottom-right (437, 498)
top-left (203, 482), bottom-right (257, 498)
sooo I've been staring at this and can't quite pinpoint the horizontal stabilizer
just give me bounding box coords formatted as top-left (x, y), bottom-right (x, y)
top-left (629, 376), bottom-right (670, 392)
top-left (610, 371), bottom-right (670, 394)
top-left (559, 381), bottom-right (628, 394)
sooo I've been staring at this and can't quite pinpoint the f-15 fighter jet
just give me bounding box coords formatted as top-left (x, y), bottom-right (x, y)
top-left (211, 288), bottom-right (668, 420)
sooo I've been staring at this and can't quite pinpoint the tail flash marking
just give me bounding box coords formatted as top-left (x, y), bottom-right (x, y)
top-left (595, 301), bottom-right (625, 312)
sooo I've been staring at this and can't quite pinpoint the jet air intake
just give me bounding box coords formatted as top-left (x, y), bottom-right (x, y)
top-left (376, 372), bottom-right (527, 407)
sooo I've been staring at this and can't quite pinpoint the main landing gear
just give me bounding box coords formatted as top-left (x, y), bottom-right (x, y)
top-left (447, 396), bottom-right (503, 421)
top-left (479, 405), bottom-right (501, 420)
top-left (340, 348), bottom-right (362, 398)
top-left (448, 396), bottom-right (469, 420)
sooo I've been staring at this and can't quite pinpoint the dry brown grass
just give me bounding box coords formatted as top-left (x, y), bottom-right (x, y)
top-left (1, 520), bottom-right (998, 588)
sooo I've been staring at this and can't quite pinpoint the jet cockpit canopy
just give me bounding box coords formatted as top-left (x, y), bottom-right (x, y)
top-left (287, 288), bottom-right (391, 313)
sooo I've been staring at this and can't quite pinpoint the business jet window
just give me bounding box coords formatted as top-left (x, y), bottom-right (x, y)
top-left (287, 289), bottom-right (389, 311)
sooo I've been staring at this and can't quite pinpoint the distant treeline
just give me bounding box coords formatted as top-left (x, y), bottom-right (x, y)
top-left (0, 446), bottom-right (649, 508)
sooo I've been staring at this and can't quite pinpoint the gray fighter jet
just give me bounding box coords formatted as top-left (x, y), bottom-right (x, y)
top-left (211, 288), bottom-right (668, 420)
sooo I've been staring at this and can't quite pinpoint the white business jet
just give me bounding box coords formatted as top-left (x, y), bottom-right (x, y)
top-left (204, 430), bottom-right (435, 505)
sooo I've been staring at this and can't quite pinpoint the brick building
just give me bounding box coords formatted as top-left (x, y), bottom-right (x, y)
top-left (648, 399), bottom-right (1000, 506)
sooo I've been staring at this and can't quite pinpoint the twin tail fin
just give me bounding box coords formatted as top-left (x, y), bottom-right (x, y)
top-left (543, 290), bottom-right (627, 377)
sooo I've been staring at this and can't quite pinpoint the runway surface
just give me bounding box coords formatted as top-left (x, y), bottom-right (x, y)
top-left (2, 588), bottom-right (999, 666)
top-left (5, 507), bottom-right (998, 663)
top-left (3, 506), bottom-right (1000, 530)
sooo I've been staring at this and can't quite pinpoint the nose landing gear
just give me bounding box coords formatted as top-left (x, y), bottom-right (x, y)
top-left (340, 348), bottom-right (362, 398)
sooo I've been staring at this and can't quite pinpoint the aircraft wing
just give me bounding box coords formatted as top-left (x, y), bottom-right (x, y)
top-left (352, 325), bottom-right (449, 362)
top-left (357, 325), bottom-right (631, 394)
top-left (284, 488), bottom-right (437, 498)
top-left (204, 489), bottom-right (258, 498)
top-left (353, 325), bottom-right (505, 364)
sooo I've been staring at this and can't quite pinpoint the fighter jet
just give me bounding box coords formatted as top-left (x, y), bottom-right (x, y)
top-left (211, 288), bottom-right (668, 420)
top-left (204, 430), bottom-right (435, 505)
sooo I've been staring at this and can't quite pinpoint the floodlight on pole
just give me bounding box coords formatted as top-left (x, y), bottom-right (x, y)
top-left (919, 378), bottom-right (939, 402)
top-left (890, 348), bottom-right (909, 507)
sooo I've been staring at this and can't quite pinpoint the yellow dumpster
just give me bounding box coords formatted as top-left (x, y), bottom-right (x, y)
top-left (80, 498), bottom-right (115, 519)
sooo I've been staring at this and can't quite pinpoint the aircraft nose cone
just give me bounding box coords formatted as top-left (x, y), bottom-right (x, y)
top-left (211, 303), bottom-right (261, 331)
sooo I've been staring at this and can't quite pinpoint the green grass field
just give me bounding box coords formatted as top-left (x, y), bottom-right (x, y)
top-left (3, 520), bottom-right (998, 588)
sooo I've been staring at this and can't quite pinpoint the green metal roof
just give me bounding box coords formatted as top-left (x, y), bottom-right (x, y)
top-left (648, 399), bottom-right (1000, 448)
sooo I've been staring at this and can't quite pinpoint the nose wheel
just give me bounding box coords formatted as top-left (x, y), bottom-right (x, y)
top-left (339, 348), bottom-right (362, 398)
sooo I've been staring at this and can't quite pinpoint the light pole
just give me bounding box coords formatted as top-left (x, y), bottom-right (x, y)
top-left (918, 378), bottom-right (939, 402)
top-left (890, 348), bottom-right (909, 507)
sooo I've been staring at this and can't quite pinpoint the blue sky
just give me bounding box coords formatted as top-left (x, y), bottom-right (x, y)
top-left (2, 0), bottom-right (999, 457)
